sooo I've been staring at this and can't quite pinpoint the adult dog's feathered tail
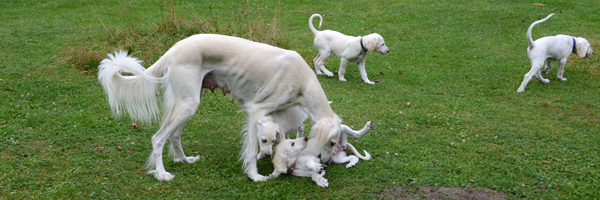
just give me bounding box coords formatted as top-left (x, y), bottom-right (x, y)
top-left (527, 13), bottom-right (555, 50)
top-left (309, 14), bottom-right (323, 35)
top-left (97, 50), bottom-right (168, 123)
top-left (346, 143), bottom-right (371, 160)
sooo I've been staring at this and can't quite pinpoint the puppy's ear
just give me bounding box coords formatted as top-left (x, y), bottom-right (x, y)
top-left (366, 36), bottom-right (377, 52)
top-left (575, 38), bottom-right (591, 59)
top-left (272, 153), bottom-right (288, 174)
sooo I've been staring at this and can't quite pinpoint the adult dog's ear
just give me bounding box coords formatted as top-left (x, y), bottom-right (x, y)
top-left (272, 153), bottom-right (287, 174)
top-left (575, 38), bottom-right (591, 59)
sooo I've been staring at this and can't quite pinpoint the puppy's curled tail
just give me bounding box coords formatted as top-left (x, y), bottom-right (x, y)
top-left (346, 143), bottom-right (371, 160)
top-left (97, 50), bottom-right (167, 123)
top-left (309, 14), bottom-right (323, 35)
top-left (527, 13), bottom-right (555, 49)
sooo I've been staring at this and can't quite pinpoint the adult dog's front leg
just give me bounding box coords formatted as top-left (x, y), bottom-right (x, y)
top-left (357, 60), bottom-right (374, 84)
top-left (242, 112), bottom-right (269, 182)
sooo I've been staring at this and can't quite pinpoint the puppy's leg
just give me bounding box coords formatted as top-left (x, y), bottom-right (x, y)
top-left (314, 50), bottom-right (334, 77)
top-left (313, 54), bottom-right (324, 75)
top-left (311, 172), bottom-right (329, 188)
top-left (518, 60), bottom-right (547, 92)
top-left (357, 60), bottom-right (374, 84)
top-left (338, 59), bottom-right (350, 82)
top-left (342, 121), bottom-right (373, 139)
top-left (556, 58), bottom-right (568, 81)
top-left (541, 59), bottom-right (553, 75)
top-left (332, 151), bottom-right (359, 168)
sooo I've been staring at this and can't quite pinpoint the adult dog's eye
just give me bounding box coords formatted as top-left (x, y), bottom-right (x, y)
top-left (330, 142), bottom-right (336, 146)
top-left (262, 139), bottom-right (267, 143)
top-left (291, 142), bottom-right (295, 146)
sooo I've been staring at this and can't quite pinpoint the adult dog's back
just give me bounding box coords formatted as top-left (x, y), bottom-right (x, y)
top-left (98, 34), bottom-right (341, 181)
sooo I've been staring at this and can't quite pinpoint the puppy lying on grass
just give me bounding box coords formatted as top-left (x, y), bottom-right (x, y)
top-left (259, 107), bottom-right (373, 187)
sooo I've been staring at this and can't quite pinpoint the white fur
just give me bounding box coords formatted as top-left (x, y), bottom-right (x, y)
top-left (97, 34), bottom-right (341, 181)
top-left (267, 116), bottom-right (373, 188)
top-left (257, 107), bottom-right (307, 160)
top-left (517, 13), bottom-right (594, 92)
top-left (309, 14), bottom-right (390, 84)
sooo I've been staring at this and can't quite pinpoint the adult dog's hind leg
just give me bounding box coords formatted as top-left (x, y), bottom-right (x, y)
top-left (169, 124), bottom-right (200, 164)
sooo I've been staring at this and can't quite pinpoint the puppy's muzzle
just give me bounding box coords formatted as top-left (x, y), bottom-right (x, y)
top-left (264, 153), bottom-right (271, 157)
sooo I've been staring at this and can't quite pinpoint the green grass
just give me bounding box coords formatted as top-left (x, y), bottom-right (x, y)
top-left (1, 0), bottom-right (599, 199)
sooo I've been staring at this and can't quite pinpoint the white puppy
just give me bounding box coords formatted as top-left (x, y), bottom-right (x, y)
top-left (517, 13), bottom-right (594, 92)
top-left (97, 34), bottom-right (342, 182)
top-left (309, 14), bottom-right (390, 84)
top-left (267, 117), bottom-right (373, 188)
top-left (257, 107), bottom-right (307, 160)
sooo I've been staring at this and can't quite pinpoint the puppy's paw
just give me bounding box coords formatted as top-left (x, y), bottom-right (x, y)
top-left (366, 81), bottom-right (375, 85)
top-left (325, 72), bottom-right (334, 77)
top-left (339, 77), bottom-right (347, 82)
top-left (269, 173), bottom-right (280, 179)
top-left (316, 71), bottom-right (324, 75)
top-left (541, 79), bottom-right (550, 84)
top-left (558, 77), bottom-right (567, 81)
top-left (366, 121), bottom-right (373, 131)
top-left (541, 69), bottom-right (551, 75)
top-left (316, 178), bottom-right (329, 188)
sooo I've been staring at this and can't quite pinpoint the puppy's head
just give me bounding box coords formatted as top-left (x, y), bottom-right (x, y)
top-left (307, 115), bottom-right (341, 163)
top-left (272, 135), bottom-right (308, 173)
top-left (365, 33), bottom-right (390, 55)
top-left (575, 37), bottom-right (594, 59)
top-left (257, 115), bottom-right (279, 159)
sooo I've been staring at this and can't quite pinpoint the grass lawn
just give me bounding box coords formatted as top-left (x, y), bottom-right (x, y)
top-left (1, 0), bottom-right (599, 199)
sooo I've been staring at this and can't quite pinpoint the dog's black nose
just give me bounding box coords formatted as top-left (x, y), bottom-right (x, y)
top-left (303, 137), bottom-right (308, 141)
top-left (265, 153), bottom-right (271, 157)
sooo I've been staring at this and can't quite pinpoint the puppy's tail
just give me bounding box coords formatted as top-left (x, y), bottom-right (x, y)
top-left (346, 143), bottom-right (371, 160)
top-left (97, 50), bottom-right (167, 123)
top-left (309, 14), bottom-right (323, 35)
top-left (527, 13), bottom-right (555, 49)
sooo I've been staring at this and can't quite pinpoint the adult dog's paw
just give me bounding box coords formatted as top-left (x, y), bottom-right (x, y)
top-left (366, 121), bottom-right (373, 131)
top-left (250, 174), bottom-right (269, 182)
top-left (148, 170), bottom-right (175, 181)
top-left (315, 177), bottom-right (329, 188)
top-left (558, 77), bottom-right (567, 81)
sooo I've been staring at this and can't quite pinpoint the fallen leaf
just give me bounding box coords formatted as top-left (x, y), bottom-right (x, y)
top-left (97, 147), bottom-right (105, 152)
top-left (81, 70), bottom-right (89, 74)
top-left (372, 78), bottom-right (380, 83)
top-left (560, 10), bottom-right (563, 13)
top-left (540, 184), bottom-right (548, 189)
top-left (469, 179), bottom-right (474, 183)
top-left (24, 153), bottom-right (30, 157)
top-left (398, 70), bottom-right (403, 75)
top-left (117, 146), bottom-right (123, 151)
top-left (127, 149), bottom-right (134, 153)
top-left (430, 165), bottom-right (435, 168)
top-left (360, 84), bottom-right (363, 86)
top-left (27, 74), bottom-right (31, 77)
top-left (229, 98), bottom-right (233, 102)
top-left (132, 123), bottom-right (138, 128)
top-left (387, 108), bottom-right (392, 111)
top-left (533, 3), bottom-right (545, 6)
top-left (380, 71), bottom-right (385, 76)
top-left (0, 121), bottom-right (6, 124)
top-left (334, 70), bottom-right (338, 74)
top-left (406, 102), bottom-right (411, 107)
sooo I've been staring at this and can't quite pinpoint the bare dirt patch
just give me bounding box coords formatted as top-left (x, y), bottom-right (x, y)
top-left (375, 186), bottom-right (506, 200)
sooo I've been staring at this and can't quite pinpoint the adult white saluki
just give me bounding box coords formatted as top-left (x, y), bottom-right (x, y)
top-left (98, 34), bottom-right (341, 181)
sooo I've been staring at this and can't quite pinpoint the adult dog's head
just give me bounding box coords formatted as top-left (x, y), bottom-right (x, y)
top-left (272, 135), bottom-right (308, 173)
top-left (257, 115), bottom-right (279, 159)
top-left (364, 33), bottom-right (390, 55)
top-left (575, 37), bottom-right (594, 59)
top-left (307, 116), bottom-right (342, 164)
